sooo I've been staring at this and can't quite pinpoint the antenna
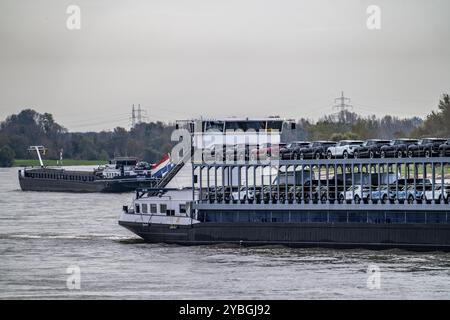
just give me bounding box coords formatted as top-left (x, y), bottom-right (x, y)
top-left (58, 148), bottom-right (63, 166)
top-left (333, 91), bottom-right (353, 112)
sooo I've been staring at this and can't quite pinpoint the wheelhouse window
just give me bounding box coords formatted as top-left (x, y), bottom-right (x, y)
top-left (150, 204), bottom-right (157, 214)
top-left (167, 210), bottom-right (175, 216)
top-left (266, 120), bottom-right (283, 131)
top-left (141, 203), bottom-right (148, 214)
top-left (203, 121), bottom-right (224, 132)
top-left (135, 204), bottom-right (140, 214)
top-left (179, 204), bottom-right (187, 214)
top-left (160, 204), bottom-right (167, 214)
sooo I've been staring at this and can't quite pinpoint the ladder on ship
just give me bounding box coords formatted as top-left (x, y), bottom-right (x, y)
top-left (156, 152), bottom-right (191, 188)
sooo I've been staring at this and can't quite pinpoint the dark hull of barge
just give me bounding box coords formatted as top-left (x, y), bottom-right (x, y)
top-left (18, 168), bottom-right (158, 193)
top-left (119, 213), bottom-right (450, 251)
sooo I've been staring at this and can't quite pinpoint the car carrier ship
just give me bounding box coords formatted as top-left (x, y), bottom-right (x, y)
top-left (118, 118), bottom-right (450, 250)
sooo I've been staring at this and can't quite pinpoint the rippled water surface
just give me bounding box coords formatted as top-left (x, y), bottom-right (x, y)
top-left (1, 167), bottom-right (449, 299)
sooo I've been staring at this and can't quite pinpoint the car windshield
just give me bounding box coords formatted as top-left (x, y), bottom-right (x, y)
top-left (364, 140), bottom-right (377, 146)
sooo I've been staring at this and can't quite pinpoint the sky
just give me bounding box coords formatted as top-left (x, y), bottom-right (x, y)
top-left (1, 0), bottom-right (449, 132)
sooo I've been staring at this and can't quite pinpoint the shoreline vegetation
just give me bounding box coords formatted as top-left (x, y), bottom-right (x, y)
top-left (12, 159), bottom-right (108, 167)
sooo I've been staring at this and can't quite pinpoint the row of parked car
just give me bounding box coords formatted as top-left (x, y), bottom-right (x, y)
top-left (202, 138), bottom-right (450, 161)
top-left (201, 180), bottom-right (450, 205)
top-left (279, 138), bottom-right (450, 160)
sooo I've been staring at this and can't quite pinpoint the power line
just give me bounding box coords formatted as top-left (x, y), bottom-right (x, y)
top-left (68, 117), bottom-right (130, 129)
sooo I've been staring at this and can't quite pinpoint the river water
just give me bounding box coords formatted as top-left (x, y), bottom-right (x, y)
top-left (0, 167), bottom-right (449, 299)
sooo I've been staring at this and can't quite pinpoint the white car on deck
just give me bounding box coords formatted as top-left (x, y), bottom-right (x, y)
top-left (339, 185), bottom-right (371, 203)
top-left (327, 140), bottom-right (363, 159)
top-left (424, 185), bottom-right (449, 202)
top-left (231, 187), bottom-right (255, 202)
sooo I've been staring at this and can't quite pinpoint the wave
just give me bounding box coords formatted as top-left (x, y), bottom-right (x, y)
top-left (1, 233), bottom-right (138, 241)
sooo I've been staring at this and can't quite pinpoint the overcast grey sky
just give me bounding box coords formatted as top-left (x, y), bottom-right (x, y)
top-left (1, 0), bottom-right (449, 131)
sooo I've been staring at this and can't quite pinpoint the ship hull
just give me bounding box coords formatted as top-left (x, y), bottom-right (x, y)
top-left (19, 176), bottom-right (157, 193)
top-left (119, 219), bottom-right (450, 251)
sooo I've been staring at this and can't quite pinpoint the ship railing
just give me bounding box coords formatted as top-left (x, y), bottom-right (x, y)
top-left (135, 187), bottom-right (192, 199)
top-left (156, 152), bottom-right (191, 188)
top-left (192, 157), bottom-right (450, 209)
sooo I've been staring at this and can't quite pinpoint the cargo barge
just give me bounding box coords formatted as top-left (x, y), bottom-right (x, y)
top-left (118, 118), bottom-right (450, 250)
top-left (18, 146), bottom-right (161, 193)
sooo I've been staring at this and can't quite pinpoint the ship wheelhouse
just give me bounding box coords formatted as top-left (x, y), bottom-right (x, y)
top-left (129, 188), bottom-right (194, 218)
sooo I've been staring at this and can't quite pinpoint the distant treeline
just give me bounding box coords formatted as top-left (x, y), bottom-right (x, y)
top-left (0, 109), bottom-right (176, 167)
top-left (283, 94), bottom-right (450, 143)
top-left (1, 93), bottom-right (449, 167)
top-left (282, 111), bottom-right (423, 142)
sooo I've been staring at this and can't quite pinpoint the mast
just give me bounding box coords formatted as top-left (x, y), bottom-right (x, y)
top-left (27, 146), bottom-right (47, 167)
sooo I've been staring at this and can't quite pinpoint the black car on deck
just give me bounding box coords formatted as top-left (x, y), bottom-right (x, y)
top-left (280, 141), bottom-right (310, 160)
top-left (380, 139), bottom-right (418, 158)
top-left (438, 139), bottom-right (450, 157)
top-left (353, 139), bottom-right (391, 159)
top-left (407, 138), bottom-right (447, 158)
top-left (298, 141), bottom-right (336, 160)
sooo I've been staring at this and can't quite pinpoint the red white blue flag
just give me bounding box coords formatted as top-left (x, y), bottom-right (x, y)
top-left (150, 154), bottom-right (173, 178)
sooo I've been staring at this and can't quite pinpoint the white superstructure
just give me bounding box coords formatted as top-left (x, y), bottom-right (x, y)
top-left (119, 189), bottom-right (200, 226)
